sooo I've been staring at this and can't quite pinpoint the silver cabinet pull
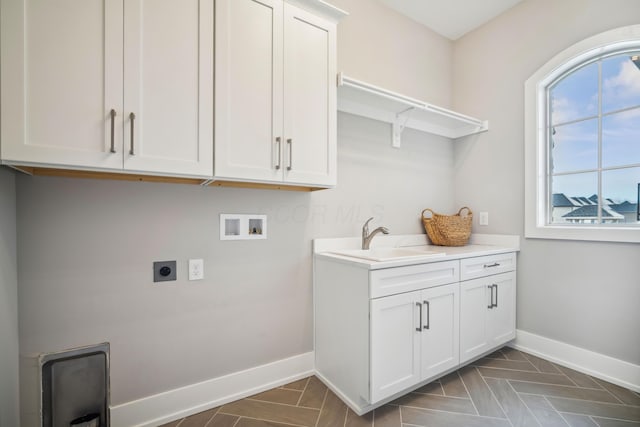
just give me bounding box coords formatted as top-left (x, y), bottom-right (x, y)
top-left (286, 138), bottom-right (292, 171)
top-left (494, 284), bottom-right (498, 308)
top-left (109, 109), bottom-right (116, 153)
top-left (129, 112), bottom-right (136, 155)
top-left (488, 284), bottom-right (498, 308)
top-left (424, 300), bottom-right (430, 330)
top-left (487, 285), bottom-right (494, 309)
top-left (484, 262), bottom-right (500, 268)
top-left (275, 137), bottom-right (282, 170)
top-left (416, 302), bottom-right (422, 332)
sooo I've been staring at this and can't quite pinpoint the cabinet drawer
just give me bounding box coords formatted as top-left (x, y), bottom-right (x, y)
top-left (370, 260), bottom-right (459, 299)
top-left (460, 252), bottom-right (516, 281)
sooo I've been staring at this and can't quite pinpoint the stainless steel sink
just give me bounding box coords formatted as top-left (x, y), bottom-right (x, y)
top-left (330, 247), bottom-right (445, 262)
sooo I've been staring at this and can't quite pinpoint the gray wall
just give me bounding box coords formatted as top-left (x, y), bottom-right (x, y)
top-left (330, 0), bottom-right (452, 107)
top-left (17, 113), bottom-right (454, 409)
top-left (452, 0), bottom-right (640, 364)
top-left (0, 167), bottom-right (19, 427)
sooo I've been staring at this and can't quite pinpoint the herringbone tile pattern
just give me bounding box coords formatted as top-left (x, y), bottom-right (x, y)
top-left (160, 347), bottom-right (640, 427)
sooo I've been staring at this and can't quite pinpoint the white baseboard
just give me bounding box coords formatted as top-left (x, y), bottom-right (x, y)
top-left (110, 352), bottom-right (314, 427)
top-left (511, 329), bottom-right (640, 392)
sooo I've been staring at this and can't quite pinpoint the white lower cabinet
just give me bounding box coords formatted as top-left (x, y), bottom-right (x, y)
top-left (370, 284), bottom-right (459, 402)
top-left (314, 250), bottom-right (516, 415)
top-left (460, 272), bottom-right (516, 363)
top-left (370, 291), bottom-right (421, 402)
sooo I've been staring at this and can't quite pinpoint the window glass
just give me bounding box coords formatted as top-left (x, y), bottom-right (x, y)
top-left (550, 172), bottom-right (597, 201)
top-left (602, 167), bottom-right (640, 225)
top-left (602, 52), bottom-right (640, 113)
top-left (602, 110), bottom-right (640, 168)
top-left (550, 62), bottom-right (598, 124)
top-left (550, 119), bottom-right (598, 173)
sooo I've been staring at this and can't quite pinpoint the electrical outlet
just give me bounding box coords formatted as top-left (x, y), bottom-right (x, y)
top-left (153, 261), bottom-right (177, 282)
top-left (188, 259), bottom-right (204, 281)
top-left (479, 212), bottom-right (489, 226)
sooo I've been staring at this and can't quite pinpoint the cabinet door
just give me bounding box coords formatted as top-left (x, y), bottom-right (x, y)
top-left (215, 0), bottom-right (284, 182)
top-left (370, 291), bottom-right (421, 403)
top-left (1, 0), bottom-right (123, 169)
top-left (123, 0), bottom-right (213, 177)
top-left (460, 272), bottom-right (517, 363)
top-left (459, 277), bottom-right (491, 363)
top-left (420, 284), bottom-right (459, 380)
top-left (487, 272), bottom-right (516, 347)
top-left (282, 4), bottom-right (336, 186)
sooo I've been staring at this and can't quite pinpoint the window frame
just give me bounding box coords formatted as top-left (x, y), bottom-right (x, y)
top-left (524, 24), bottom-right (640, 243)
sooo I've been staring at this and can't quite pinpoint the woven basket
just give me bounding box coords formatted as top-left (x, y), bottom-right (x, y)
top-left (421, 207), bottom-right (473, 247)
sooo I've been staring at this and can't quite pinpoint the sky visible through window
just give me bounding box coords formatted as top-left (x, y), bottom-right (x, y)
top-left (549, 52), bottom-right (640, 207)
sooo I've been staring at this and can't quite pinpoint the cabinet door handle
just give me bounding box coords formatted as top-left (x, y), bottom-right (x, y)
top-left (416, 302), bottom-right (422, 332)
top-left (423, 300), bottom-right (430, 330)
top-left (484, 262), bottom-right (500, 268)
top-left (493, 284), bottom-right (498, 308)
top-left (286, 138), bottom-right (292, 171)
top-left (487, 285), bottom-right (494, 309)
top-left (275, 137), bottom-right (282, 170)
top-left (109, 109), bottom-right (116, 153)
top-left (129, 112), bottom-right (136, 155)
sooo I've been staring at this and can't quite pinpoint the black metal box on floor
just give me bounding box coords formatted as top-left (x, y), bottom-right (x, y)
top-left (41, 343), bottom-right (110, 427)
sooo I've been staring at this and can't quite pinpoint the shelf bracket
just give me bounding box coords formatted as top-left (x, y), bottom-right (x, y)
top-left (391, 107), bottom-right (415, 148)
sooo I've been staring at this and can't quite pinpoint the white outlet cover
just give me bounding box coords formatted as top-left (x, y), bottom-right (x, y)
top-left (188, 259), bottom-right (204, 281)
top-left (479, 212), bottom-right (489, 226)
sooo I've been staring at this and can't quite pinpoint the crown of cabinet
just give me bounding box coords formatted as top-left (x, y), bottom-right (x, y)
top-left (285, 0), bottom-right (348, 22)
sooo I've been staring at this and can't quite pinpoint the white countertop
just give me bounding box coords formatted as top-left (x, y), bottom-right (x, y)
top-left (313, 234), bottom-right (520, 270)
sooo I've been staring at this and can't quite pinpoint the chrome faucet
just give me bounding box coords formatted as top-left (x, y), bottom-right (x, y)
top-left (362, 217), bottom-right (390, 250)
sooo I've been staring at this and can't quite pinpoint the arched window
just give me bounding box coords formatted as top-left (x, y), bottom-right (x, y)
top-left (525, 25), bottom-right (640, 243)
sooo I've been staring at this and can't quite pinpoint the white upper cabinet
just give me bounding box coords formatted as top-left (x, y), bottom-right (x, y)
top-left (123, 0), bottom-right (214, 177)
top-left (0, 0), bottom-right (213, 178)
top-left (282, 5), bottom-right (337, 186)
top-left (214, 0), bottom-right (284, 183)
top-left (1, 0), bottom-right (123, 170)
top-left (215, 0), bottom-right (342, 187)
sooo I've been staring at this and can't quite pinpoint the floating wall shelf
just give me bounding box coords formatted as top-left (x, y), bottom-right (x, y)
top-left (337, 73), bottom-right (489, 147)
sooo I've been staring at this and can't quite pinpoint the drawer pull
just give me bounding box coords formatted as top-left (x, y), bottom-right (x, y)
top-left (424, 300), bottom-right (430, 330)
top-left (487, 285), bottom-right (494, 309)
top-left (287, 138), bottom-right (293, 171)
top-left (416, 302), bottom-right (422, 332)
top-left (494, 284), bottom-right (498, 308)
top-left (484, 262), bottom-right (500, 268)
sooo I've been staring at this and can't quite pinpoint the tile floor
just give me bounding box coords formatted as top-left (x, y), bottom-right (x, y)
top-left (159, 347), bottom-right (640, 427)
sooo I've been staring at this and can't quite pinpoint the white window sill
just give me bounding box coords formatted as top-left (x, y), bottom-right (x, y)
top-left (525, 224), bottom-right (640, 243)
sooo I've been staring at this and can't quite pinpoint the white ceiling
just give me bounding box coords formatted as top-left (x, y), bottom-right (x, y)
top-left (377, 0), bottom-right (525, 40)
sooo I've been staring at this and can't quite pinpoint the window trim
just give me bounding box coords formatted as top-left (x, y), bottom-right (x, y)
top-left (524, 24), bottom-right (640, 243)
